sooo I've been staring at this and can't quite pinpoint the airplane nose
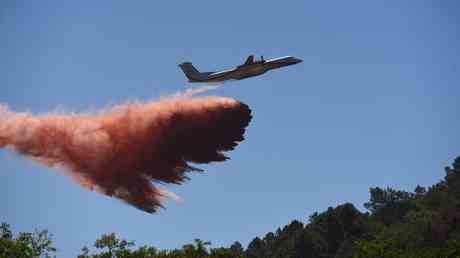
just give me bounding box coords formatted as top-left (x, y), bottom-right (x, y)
top-left (293, 58), bottom-right (303, 64)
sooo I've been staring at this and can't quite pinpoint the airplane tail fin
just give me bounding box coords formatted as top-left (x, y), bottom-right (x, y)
top-left (179, 62), bottom-right (203, 81)
top-left (243, 55), bottom-right (254, 65)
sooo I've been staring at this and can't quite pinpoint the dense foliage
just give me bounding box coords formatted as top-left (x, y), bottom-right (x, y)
top-left (2, 156), bottom-right (460, 257)
top-left (0, 223), bottom-right (55, 258)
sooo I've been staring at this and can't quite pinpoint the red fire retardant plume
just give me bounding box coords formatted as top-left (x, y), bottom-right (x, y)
top-left (0, 96), bottom-right (252, 213)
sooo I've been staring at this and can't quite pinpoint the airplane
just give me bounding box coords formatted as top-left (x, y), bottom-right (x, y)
top-left (179, 55), bottom-right (302, 83)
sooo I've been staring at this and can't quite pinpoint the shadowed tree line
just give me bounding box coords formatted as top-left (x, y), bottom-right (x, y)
top-left (2, 156), bottom-right (460, 258)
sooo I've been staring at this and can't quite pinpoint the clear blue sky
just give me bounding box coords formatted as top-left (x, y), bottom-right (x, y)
top-left (1, 1), bottom-right (459, 257)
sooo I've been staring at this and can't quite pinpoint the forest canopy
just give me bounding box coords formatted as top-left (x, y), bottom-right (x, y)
top-left (2, 156), bottom-right (460, 258)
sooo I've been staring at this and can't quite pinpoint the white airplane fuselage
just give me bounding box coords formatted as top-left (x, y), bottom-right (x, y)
top-left (179, 56), bottom-right (302, 83)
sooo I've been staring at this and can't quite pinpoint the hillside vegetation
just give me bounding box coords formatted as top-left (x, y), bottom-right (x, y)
top-left (2, 156), bottom-right (460, 258)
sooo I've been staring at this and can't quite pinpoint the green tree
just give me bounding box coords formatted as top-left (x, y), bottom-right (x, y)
top-left (182, 239), bottom-right (211, 258)
top-left (0, 222), bottom-right (56, 258)
top-left (77, 233), bottom-right (154, 258)
top-left (246, 237), bottom-right (265, 258)
top-left (364, 187), bottom-right (416, 225)
top-left (229, 241), bottom-right (244, 257)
